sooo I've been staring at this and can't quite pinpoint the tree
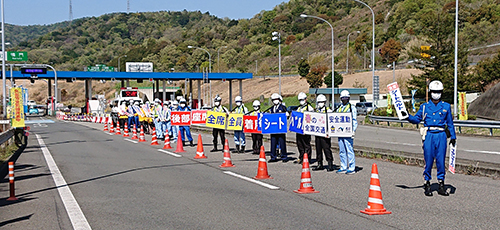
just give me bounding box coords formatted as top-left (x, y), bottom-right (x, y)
top-left (305, 65), bottom-right (327, 88)
top-left (298, 59), bottom-right (310, 78)
top-left (324, 71), bottom-right (343, 88)
top-left (473, 51), bottom-right (500, 92)
top-left (380, 39), bottom-right (402, 63)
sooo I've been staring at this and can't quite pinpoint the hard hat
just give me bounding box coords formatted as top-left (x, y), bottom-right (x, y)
top-left (340, 90), bottom-right (350, 98)
top-left (129, 99), bottom-right (134, 103)
top-left (271, 93), bottom-right (281, 100)
top-left (214, 95), bottom-right (222, 102)
top-left (179, 98), bottom-right (187, 104)
top-left (154, 98), bottom-right (160, 103)
top-left (235, 96), bottom-right (242, 102)
top-left (172, 100), bottom-right (178, 105)
top-left (316, 94), bottom-right (327, 103)
top-left (429, 80), bottom-right (444, 91)
top-left (298, 92), bottom-right (307, 100)
top-left (134, 101), bottom-right (139, 105)
top-left (253, 100), bottom-right (261, 107)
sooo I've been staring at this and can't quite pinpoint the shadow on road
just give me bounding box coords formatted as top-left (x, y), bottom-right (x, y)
top-left (396, 183), bottom-right (457, 194)
top-left (0, 214), bottom-right (33, 227)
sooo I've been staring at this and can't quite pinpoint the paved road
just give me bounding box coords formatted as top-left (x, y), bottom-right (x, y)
top-left (1, 117), bottom-right (500, 229)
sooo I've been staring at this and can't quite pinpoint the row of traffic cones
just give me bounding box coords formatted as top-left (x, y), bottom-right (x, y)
top-left (100, 121), bottom-right (390, 215)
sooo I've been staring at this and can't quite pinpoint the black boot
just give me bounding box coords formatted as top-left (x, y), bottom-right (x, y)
top-left (190, 141), bottom-right (194, 147)
top-left (232, 145), bottom-right (240, 153)
top-left (240, 146), bottom-right (245, 153)
top-left (327, 161), bottom-right (334, 172)
top-left (313, 162), bottom-right (325, 171)
top-left (182, 141), bottom-right (186, 146)
top-left (437, 180), bottom-right (449, 196)
top-left (424, 181), bottom-right (433, 197)
top-left (210, 147), bottom-right (218, 152)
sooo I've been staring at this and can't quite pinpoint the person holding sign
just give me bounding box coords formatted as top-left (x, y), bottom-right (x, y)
top-left (210, 95), bottom-right (229, 152)
top-left (231, 96), bottom-right (249, 153)
top-left (170, 100), bottom-right (179, 142)
top-left (177, 98), bottom-right (194, 147)
top-left (335, 90), bottom-right (358, 175)
top-left (294, 92), bottom-right (315, 164)
top-left (268, 93), bottom-right (289, 163)
top-left (406, 80), bottom-right (456, 196)
top-left (248, 100), bottom-right (263, 155)
top-left (312, 94), bottom-right (334, 171)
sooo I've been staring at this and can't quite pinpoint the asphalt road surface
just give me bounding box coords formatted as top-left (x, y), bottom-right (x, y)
top-left (1, 117), bottom-right (500, 229)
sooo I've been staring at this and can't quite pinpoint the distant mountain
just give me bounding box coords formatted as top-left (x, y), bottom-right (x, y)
top-left (5, 22), bottom-right (68, 46)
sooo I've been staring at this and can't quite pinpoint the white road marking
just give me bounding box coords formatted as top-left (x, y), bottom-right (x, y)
top-left (385, 141), bottom-right (419, 146)
top-left (463, 149), bottom-right (500, 155)
top-left (223, 171), bottom-right (280, 190)
top-left (158, 149), bottom-right (182, 158)
top-left (106, 133), bottom-right (114, 136)
top-left (124, 139), bottom-right (138, 144)
top-left (35, 134), bottom-right (92, 230)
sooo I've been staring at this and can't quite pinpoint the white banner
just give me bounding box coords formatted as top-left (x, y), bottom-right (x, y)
top-left (126, 62), bottom-right (154, 72)
top-left (328, 112), bottom-right (354, 137)
top-left (387, 82), bottom-right (409, 120)
top-left (448, 144), bottom-right (457, 174)
top-left (303, 112), bottom-right (328, 137)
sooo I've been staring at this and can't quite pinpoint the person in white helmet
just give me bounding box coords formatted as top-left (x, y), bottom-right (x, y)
top-left (248, 100), bottom-right (263, 154)
top-left (407, 80), bottom-right (456, 197)
top-left (231, 96), bottom-right (249, 153)
top-left (312, 94), bottom-right (335, 171)
top-left (127, 99), bottom-right (136, 131)
top-left (211, 95), bottom-right (229, 152)
top-left (153, 98), bottom-right (163, 136)
top-left (268, 93), bottom-right (289, 162)
top-left (335, 90), bottom-right (358, 174)
top-left (294, 92), bottom-right (314, 164)
top-left (178, 98), bottom-right (194, 147)
top-left (169, 100), bottom-right (179, 142)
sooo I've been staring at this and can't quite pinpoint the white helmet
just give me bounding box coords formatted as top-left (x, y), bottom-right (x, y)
top-left (252, 100), bottom-right (261, 107)
top-left (214, 95), bottom-right (222, 102)
top-left (429, 80), bottom-right (444, 91)
top-left (271, 93), bottom-right (281, 101)
top-left (179, 98), bottom-right (187, 104)
top-left (298, 92), bottom-right (307, 100)
top-left (154, 98), bottom-right (160, 103)
top-left (340, 90), bottom-right (350, 98)
top-left (235, 96), bottom-right (242, 102)
top-left (134, 101), bottom-right (139, 105)
top-left (316, 94), bottom-right (327, 103)
top-left (172, 100), bottom-right (178, 105)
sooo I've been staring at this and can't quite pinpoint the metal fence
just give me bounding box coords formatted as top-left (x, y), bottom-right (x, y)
top-left (368, 115), bottom-right (500, 136)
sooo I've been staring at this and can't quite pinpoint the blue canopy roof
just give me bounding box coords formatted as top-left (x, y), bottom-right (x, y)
top-left (10, 71), bottom-right (252, 80)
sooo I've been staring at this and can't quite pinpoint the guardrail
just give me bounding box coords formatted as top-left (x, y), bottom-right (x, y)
top-left (0, 128), bottom-right (15, 146)
top-left (368, 115), bottom-right (500, 136)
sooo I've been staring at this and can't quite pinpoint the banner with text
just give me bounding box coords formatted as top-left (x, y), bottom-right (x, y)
top-left (243, 115), bottom-right (261, 133)
top-left (328, 113), bottom-right (354, 137)
top-left (458, 92), bottom-right (468, 121)
top-left (289, 111), bottom-right (304, 134)
top-left (205, 110), bottom-right (227, 129)
top-left (387, 82), bottom-right (409, 120)
top-left (303, 112), bottom-right (327, 137)
top-left (448, 144), bottom-right (457, 174)
top-left (191, 110), bottom-right (207, 124)
top-left (171, 111), bottom-right (191, 126)
top-left (227, 114), bottom-right (244, 131)
top-left (10, 87), bottom-right (25, 128)
top-left (261, 113), bottom-right (288, 134)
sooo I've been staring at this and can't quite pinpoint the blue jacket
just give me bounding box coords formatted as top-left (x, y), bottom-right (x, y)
top-left (408, 101), bottom-right (456, 139)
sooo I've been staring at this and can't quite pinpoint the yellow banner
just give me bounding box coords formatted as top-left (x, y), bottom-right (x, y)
top-left (458, 92), bottom-right (468, 120)
top-left (10, 87), bottom-right (25, 127)
top-left (205, 110), bottom-right (227, 129)
top-left (386, 93), bottom-right (393, 115)
top-left (226, 113), bottom-right (244, 131)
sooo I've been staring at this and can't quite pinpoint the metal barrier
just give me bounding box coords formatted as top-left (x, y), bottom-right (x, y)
top-left (0, 128), bottom-right (15, 146)
top-left (368, 115), bottom-right (500, 136)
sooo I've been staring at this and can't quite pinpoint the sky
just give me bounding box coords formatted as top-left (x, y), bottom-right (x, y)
top-left (4, 0), bottom-right (289, 26)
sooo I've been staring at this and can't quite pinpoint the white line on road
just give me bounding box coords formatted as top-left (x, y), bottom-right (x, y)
top-left (385, 141), bottom-right (419, 146)
top-left (106, 132), bottom-right (114, 136)
top-left (35, 134), bottom-right (92, 230)
top-left (158, 149), bottom-right (182, 158)
top-left (124, 138), bottom-right (138, 144)
top-left (463, 149), bottom-right (500, 155)
top-left (223, 171), bottom-right (280, 190)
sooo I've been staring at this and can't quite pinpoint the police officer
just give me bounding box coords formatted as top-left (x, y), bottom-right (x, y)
top-left (127, 99), bottom-right (136, 131)
top-left (177, 98), bottom-right (194, 147)
top-left (407, 80), bottom-right (456, 196)
top-left (249, 100), bottom-right (263, 155)
top-left (268, 93), bottom-right (288, 163)
top-left (335, 90), bottom-right (358, 175)
top-left (232, 96), bottom-right (248, 153)
top-left (312, 94), bottom-right (334, 171)
top-left (294, 92), bottom-right (314, 164)
top-left (210, 95), bottom-right (229, 152)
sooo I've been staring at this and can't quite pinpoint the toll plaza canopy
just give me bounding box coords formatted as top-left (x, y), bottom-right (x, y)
top-left (10, 71), bottom-right (252, 80)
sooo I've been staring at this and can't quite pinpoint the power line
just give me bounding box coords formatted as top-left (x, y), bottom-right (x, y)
top-left (127, 0), bottom-right (130, 14)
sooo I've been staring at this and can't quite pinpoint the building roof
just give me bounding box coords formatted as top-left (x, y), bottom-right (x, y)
top-left (10, 71), bottom-right (252, 80)
top-left (309, 88), bottom-right (368, 95)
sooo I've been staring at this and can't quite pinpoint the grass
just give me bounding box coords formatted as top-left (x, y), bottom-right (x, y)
top-left (0, 142), bottom-right (19, 164)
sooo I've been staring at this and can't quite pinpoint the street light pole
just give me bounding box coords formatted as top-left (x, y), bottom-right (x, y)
top-left (454, 0), bottom-right (458, 118)
top-left (188, 46), bottom-right (212, 105)
top-left (301, 14), bottom-right (335, 104)
top-left (217, 46), bottom-right (227, 73)
top-left (346, 31), bottom-right (360, 74)
top-left (272, 32), bottom-right (282, 95)
top-left (353, 0), bottom-right (376, 106)
top-left (1, 0), bottom-right (5, 117)
top-left (46, 65), bottom-right (57, 115)
top-left (118, 55), bottom-right (127, 72)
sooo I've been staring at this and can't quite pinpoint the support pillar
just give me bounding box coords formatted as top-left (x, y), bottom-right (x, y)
top-left (155, 80), bottom-right (159, 100)
top-left (229, 80), bottom-right (232, 111)
top-left (162, 80), bottom-right (166, 103)
top-left (121, 80), bottom-right (125, 88)
top-left (197, 80), bottom-right (201, 109)
top-left (189, 79), bottom-right (193, 108)
top-left (48, 79), bottom-right (52, 98)
top-left (239, 79), bottom-right (242, 97)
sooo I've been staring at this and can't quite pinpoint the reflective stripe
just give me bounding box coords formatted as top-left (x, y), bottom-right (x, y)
top-left (259, 158), bottom-right (267, 162)
top-left (371, 173), bottom-right (379, 179)
top-left (196, 152), bottom-right (203, 156)
top-left (223, 157), bottom-right (231, 161)
top-left (370, 185), bottom-right (381, 191)
top-left (9, 176), bottom-right (14, 180)
top-left (9, 165), bottom-right (13, 169)
top-left (303, 183), bottom-right (312, 188)
top-left (301, 178), bottom-right (311, 183)
top-left (302, 168), bottom-right (310, 173)
top-left (368, 197), bottom-right (384, 204)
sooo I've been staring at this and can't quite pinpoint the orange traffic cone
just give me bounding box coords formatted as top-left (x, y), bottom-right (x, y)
top-left (194, 134), bottom-right (207, 159)
top-left (360, 163), bottom-right (392, 215)
top-left (103, 121), bottom-right (108, 131)
top-left (254, 145), bottom-right (272, 179)
top-left (174, 130), bottom-right (186, 153)
top-left (163, 133), bottom-right (172, 149)
top-left (109, 121), bottom-right (114, 133)
top-left (123, 122), bottom-right (130, 137)
top-left (150, 127), bottom-right (159, 145)
top-left (294, 153), bottom-right (319, 194)
top-left (220, 139), bottom-right (235, 167)
top-left (138, 125), bottom-right (146, 142)
top-left (115, 124), bottom-right (121, 135)
top-left (131, 124), bottom-right (138, 140)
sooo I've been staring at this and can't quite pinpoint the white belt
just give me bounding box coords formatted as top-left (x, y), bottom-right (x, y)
top-left (428, 127), bottom-right (445, 131)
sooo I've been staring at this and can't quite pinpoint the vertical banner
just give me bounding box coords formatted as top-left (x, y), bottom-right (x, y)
top-left (303, 112), bottom-right (327, 137)
top-left (387, 82), bottom-right (409, 120)
top-left (448, 144), bottom-right (457, 174)
top-left (243, 115), bottom-right (261, 133)
top-left (205, 110), bottom-right (227, 129)
top-left (227, 114), bottom-right (244, 131)
top-left (171, 111), bottom-right (191, 126)
top-left (191, 110), bottom-right (207, 124)
top-left (289, 111), bottom-right (304, 134)
top-left (261, 113), bottom-right (288, 134)
top-left (10, 87), bottom-right (25, 127)
top-left (22, 87), bottom-right (28, 113)
top-left (411, 89), bottom-right (417, 113)
top-left (386, 93), bottom-right (393, 115)
top-left (328, 112), bottom-right (354, 137)
top-left (458, 92), bottom-right (468, 121)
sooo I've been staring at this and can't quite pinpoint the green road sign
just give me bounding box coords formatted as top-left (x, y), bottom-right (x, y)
top-left (87, 64), bottom-right (115, 72)
top-left (7, 51), bottom-right (28, 61)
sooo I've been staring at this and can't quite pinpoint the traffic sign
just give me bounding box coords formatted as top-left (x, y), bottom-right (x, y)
top-left (7, 51), bottom-right (28, 61)
top-left (87, 64), bottom-right (115, 72)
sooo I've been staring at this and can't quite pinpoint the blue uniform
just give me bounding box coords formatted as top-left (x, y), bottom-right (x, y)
top-left (177, 106), bottom-right (193, 142)
top-left (336, 103), bottom-right (358, 172)
top-left (408, 101), bottom-right (456, 181)
top-left (233, 105), bottom-right (248, 147)
top-left (269, 104), bottom-right (288, 160)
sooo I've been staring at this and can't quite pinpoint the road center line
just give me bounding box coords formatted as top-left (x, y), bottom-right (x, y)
top-left (158, 149), bottom-right (182, 158)
top-left (223, 171), bottom-right (280, 190)
top-left (463, 149), bottom-right (500, 155)
top-left (385, 141), bottom-right (419, 146)
top-left (35, 134), bottom-right (92, 230)
top-left (124, 139), bottom-right (138, 144)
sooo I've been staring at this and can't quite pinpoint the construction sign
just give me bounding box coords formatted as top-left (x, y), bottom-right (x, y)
top-left (171, 111), bottom-right (191, 126)
top-left (10, 87), bottom-right (25, 127)
top-left (458, 92), bottom-right (468, 120)
top-left (191, 110), bottom-right (207, 124)
top-left (205, 110), bottom-right (227, 129)
top-left (226, 114), bottom-right (244, 131)
top-left (243, 115), bottom-right (261, 133)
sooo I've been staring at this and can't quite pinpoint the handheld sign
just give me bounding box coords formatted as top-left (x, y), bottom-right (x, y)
top-left (328, 112), bottom-right (354, 137)
top-left (205, 111), bottom-right (227, 129)
top-left (227, 114), bottom-right (244, 131)
top-left (261, 113), bottom-right (287, 134)
top-left (448, 144), bottom-right (457, 174)
top-left (289, 111), bottom-right (304, 134)
top-left (191, 110), bottom-right (207, 124)
top-left (243, 115), bottom-right (261, 133)
top-left (387, 82), bottom-right (409, 120)
top-left (171, 111), bottom-right (191, 126)
top-left (303, 112), bottom-right (327, 137)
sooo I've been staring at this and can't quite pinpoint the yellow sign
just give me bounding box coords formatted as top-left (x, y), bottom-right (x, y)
top-left (386, 93), bottom-right (393, 115)
top-left (226, 113), bottom-right (244, 131)
top-left (10, 87), bottom-right (25, 127)
top-left (421, 45), bottom-right (431, 58)
top-left (205, 110), bottom-right (227, 129)
top-left (458, 92), bottom-right (468, 120)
